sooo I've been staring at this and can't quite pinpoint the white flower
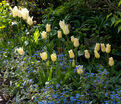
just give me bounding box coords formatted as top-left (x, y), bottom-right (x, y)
top-left (59, 20), bottom-right (65, 30)
top-left (27, 16), bottom-right (33, 26)
top-left (21, 8), bottom-right (29, 20)
top-left (46, 24), bottom-right (51, 32)
top-left (62, 24), bottom-right (69, 35)
top-left (17, 47), bottom-right (24, 55)
top-left (41, 31), bottom-right (47, 39)
top-left (12, 6), bottom-right (19, 17)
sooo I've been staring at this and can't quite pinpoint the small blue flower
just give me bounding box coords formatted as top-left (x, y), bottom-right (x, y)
top-left (56, 83), bottom-right (59, 89)
top-left (38, 101), bottom-right (44, 104)
top-left (75, 94), bottom-right (80, 98)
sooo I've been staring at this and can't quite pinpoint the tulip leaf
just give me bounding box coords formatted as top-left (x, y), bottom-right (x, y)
top-left (111, 17), bottom-right (115, 26)
top-left (114, 19), bottom-right (121, 27)
top-left (48, 67), bottom-right (53, 81)
top-left (106, 13), bottom-right (112, 20)
top-left (118, 0), bottom-right (121, 7)
top-left (118, 25), bottom-right (121, 33)
top-left (33, 28), bottom-right (40, 44)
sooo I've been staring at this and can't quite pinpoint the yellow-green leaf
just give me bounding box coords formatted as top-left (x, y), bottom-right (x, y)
top-left (33, 28), bottom-right (40, 44)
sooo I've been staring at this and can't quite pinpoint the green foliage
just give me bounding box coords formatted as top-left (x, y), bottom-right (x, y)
top-left (0, 0), bottom-right (121, 103)
top-left (33, 28), bottom-right (40, 44)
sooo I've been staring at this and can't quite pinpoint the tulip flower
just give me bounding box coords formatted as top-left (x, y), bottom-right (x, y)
top-left (76, 65), bottom-right (83, 75)
top-left (57, 30), bottom-right (62, 39)
top-left (46, 24), bottom-right (51, 32)
top-left (59, 20), bottom-right (65, 30)
top-left (17, 47), bottom-right (24, 55)
top-left (84, 50), bottom-right (90, 59)
top-left (94, 43), bottom-right (100, 51)
top-left (94, 50), bottom-right (100, 59)
top-left (51, 53), bottom-right (57, 62)
top-left (21, 8), bottom-right (29, 20)
top-left (40, 52), bottom-right (48, 61)
top-left (101, 43), bottom-right (106, 52)
top-left (27, 16), bottom-right (33, 26)
top-left (62, 24), bottom-right (69, 35)
top-left (41, 31), bottom-right (47, 39)
top-left (68, 50), bottom-right (75, 58)
top-left (106, 44), bottom-right (111, 53)
top-left (12, 6), bottom-right (19, 17)
top-left (109, 57), bottom-right (114, 66)
top-left (73, 38), bottom-right (79, 48)
top-left (71, 36), bottom-right (75, 43)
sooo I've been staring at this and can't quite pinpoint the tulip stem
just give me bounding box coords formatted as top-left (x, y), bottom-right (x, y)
top-left (59, 39), bottom-right (61, 54)
top-left (75, 48), bottom-right (78, 64)
top-left (48, 32), bottom-right (50, 43)
top-left (66, 36), bottom-right (69, 50)
top-left (106, 53), bottom-right (110, 70)
top-left (88, 59), bottom-right (91, 74)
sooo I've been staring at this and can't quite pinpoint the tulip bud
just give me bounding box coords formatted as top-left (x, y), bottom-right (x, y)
top-left (57, 30), bottom-right (62, 39)
top-left (101, 43), bottom-right (106, 52)
top-left (33, 21), bottom-right (37, 25)
top-left (59, 20), bottom-right (65, 30)
top-left (94, 43), bottom-right (100, 51)
top-left (73, 38), bottom-right (79, 48)
top-left (12, 6), bottom-right (19, 17)
top-left (109, 57), bottom-right (114, 66)
top-left (17, 47), bottom-right (24, 55)
top-left (21, 8), bottom-right (29, 20)
top-left (27, 16), bottom-right (33, 26)
top-left (46, 24), bottom-right (51, 32)
top-left (68, 50), bottom-right (75, 58)
top-left (40, 52), bottom-right (47, 61)
top-left (84, 50), bottom-right (90, 59)
top-left (41, 31), bottom-right (47, 39)
top-left (106, 44), bottom-right (111, 53)
top-left (94, 50), bottom-right (100, 59)
top-left (76, 65), bottom-right (83, 75)
top-left (71, 36), bottom-right (75, 43)
top-left (72, 59), bottom-right (75, 67)
top-left (51, 53), bottom-right (57, 62)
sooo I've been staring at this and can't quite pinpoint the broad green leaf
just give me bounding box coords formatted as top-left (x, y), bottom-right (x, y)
top-left (114, 19), bottom-right (121, 27)
top-left (33, 28), bottom-right (40, 44)
top-left (106, 13), bottom-right (112, 20)
top-left (111, 17), bottom-right (115, 26)
top-left (118, 0), bottom-right (121, 7)
top-left (48, 67), bottom-right (53, 81)
top-left (118, 25), bottom-right (121, 33)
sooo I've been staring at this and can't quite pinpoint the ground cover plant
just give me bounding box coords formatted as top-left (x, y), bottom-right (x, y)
top-left (0, 0), bottom-right (121, 104)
